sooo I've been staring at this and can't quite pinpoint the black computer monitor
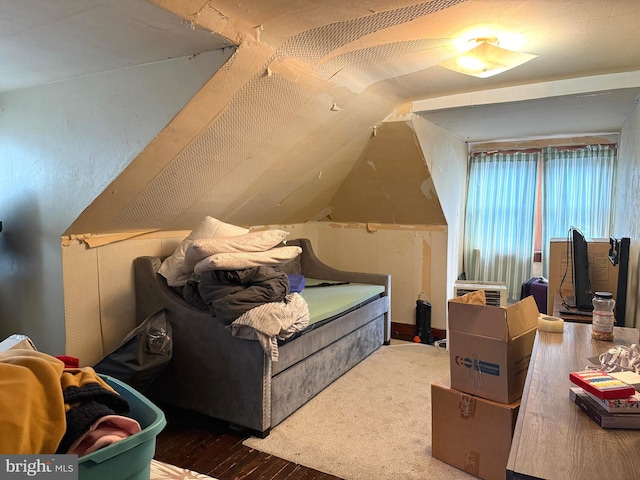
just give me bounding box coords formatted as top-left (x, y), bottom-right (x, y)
top-left (571, 228), bottom-right (593, 310)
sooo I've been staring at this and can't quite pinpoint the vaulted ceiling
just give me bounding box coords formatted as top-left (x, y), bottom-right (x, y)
top-left (3, 0), bottom-right (640, 233)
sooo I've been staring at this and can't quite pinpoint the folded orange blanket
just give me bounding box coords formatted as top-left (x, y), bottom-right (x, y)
top-left (0, 350), bottom-right (66, 454)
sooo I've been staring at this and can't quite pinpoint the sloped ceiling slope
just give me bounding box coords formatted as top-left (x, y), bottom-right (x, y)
top-left (0, 0), bottom-right (235, 92)
top-left (67, 0), bottom-right (640, 234)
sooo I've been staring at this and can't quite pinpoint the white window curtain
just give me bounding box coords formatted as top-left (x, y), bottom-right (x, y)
top-left (541, 145), bottom-right (617, 277)
top-left (464, 152), bottom-right (539, 302)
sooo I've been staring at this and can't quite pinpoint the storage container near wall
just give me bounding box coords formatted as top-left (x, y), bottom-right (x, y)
top-left (78, 375), bottom-right (166, 480)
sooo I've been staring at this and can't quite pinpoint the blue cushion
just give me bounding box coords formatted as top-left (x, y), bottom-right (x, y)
top-left (287, 274), bottom-right (306, 293)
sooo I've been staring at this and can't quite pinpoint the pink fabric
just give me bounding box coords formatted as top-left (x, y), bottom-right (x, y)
top-left (67, 415), bottom-right (141, 456)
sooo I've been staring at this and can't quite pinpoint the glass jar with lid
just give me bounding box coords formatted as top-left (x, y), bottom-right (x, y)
top-left (591, 291), bottom-right (615, 341)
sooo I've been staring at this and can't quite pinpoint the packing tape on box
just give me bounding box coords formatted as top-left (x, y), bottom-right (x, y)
top-left (538, 315), bottom-right (564, 333)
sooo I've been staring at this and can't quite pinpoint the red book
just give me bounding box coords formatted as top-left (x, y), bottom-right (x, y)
top-left (569, 369), bottom-right (636, 399)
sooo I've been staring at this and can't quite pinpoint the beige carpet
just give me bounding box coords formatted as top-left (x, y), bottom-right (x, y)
top-left (244, 342), bottom-right (475, 480)
top-left (151, 460), bottom-right (219, 479)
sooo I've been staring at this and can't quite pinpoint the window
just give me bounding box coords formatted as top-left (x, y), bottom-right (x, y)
top-left (464, 144), bottom-right (616, 302)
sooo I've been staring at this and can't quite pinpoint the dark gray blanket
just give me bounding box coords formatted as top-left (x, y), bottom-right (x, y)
top-left (190, 267), bottom-right (289, 325)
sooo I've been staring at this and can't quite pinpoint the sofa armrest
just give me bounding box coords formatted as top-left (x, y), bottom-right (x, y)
top-left (287, 238), bottom-right (392, 341)
top-left (288, 238), bottom-right (390, 293)
top-left (134, 256), bottom-right (206, 321)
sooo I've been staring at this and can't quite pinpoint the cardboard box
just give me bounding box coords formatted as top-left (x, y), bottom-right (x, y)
top-left (448, 294), bottom-right (538, 404)
top-left (0, 334), bottom-right (37, 352)
top-left (431, 377), bottom-right (520, 480)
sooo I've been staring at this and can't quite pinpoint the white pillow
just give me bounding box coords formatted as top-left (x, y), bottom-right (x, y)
top-left (194, 246), bottom-right (302, 274)
top-left (184, 229), bottom-right (289, 271)
top-left (158, 217), bottom-right (249, 287)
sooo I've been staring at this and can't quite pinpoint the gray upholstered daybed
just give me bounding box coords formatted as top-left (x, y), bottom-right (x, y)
top-left (134, 238), bottom-right (391, 437)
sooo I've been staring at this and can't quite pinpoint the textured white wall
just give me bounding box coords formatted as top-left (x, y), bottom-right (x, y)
top-left (0, 49), bottom-right (232, 354)
top-left (412, 116), bottom-right (468, 333)
top-left (615, 101), bottom-right (640, 327)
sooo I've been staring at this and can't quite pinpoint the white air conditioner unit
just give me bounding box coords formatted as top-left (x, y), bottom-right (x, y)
top-left (453, 281), bottom-right (508, 307)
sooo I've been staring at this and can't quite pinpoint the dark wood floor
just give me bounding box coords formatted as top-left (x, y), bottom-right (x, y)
top-left (154, 403), bottom-right (343, 480)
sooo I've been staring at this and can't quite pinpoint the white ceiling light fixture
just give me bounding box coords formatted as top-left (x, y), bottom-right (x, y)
top-left (439, 37), bottom-right (537, 78)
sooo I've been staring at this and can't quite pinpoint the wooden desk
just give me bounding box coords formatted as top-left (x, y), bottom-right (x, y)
top-left (552, 291), bottom-right (592, 323)
top-left (506, 323), bottom-right (640, 479)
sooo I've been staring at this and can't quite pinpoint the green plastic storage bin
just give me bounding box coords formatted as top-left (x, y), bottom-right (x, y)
top-left (78, 375), bottom-right (167, 480)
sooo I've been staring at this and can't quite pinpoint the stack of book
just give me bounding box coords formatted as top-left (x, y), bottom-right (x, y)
top-left (569, 369), bottom-right (640, 429)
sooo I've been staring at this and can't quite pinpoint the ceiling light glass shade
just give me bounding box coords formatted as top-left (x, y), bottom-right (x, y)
top-left (439, 41), bottom-right (537, 78)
